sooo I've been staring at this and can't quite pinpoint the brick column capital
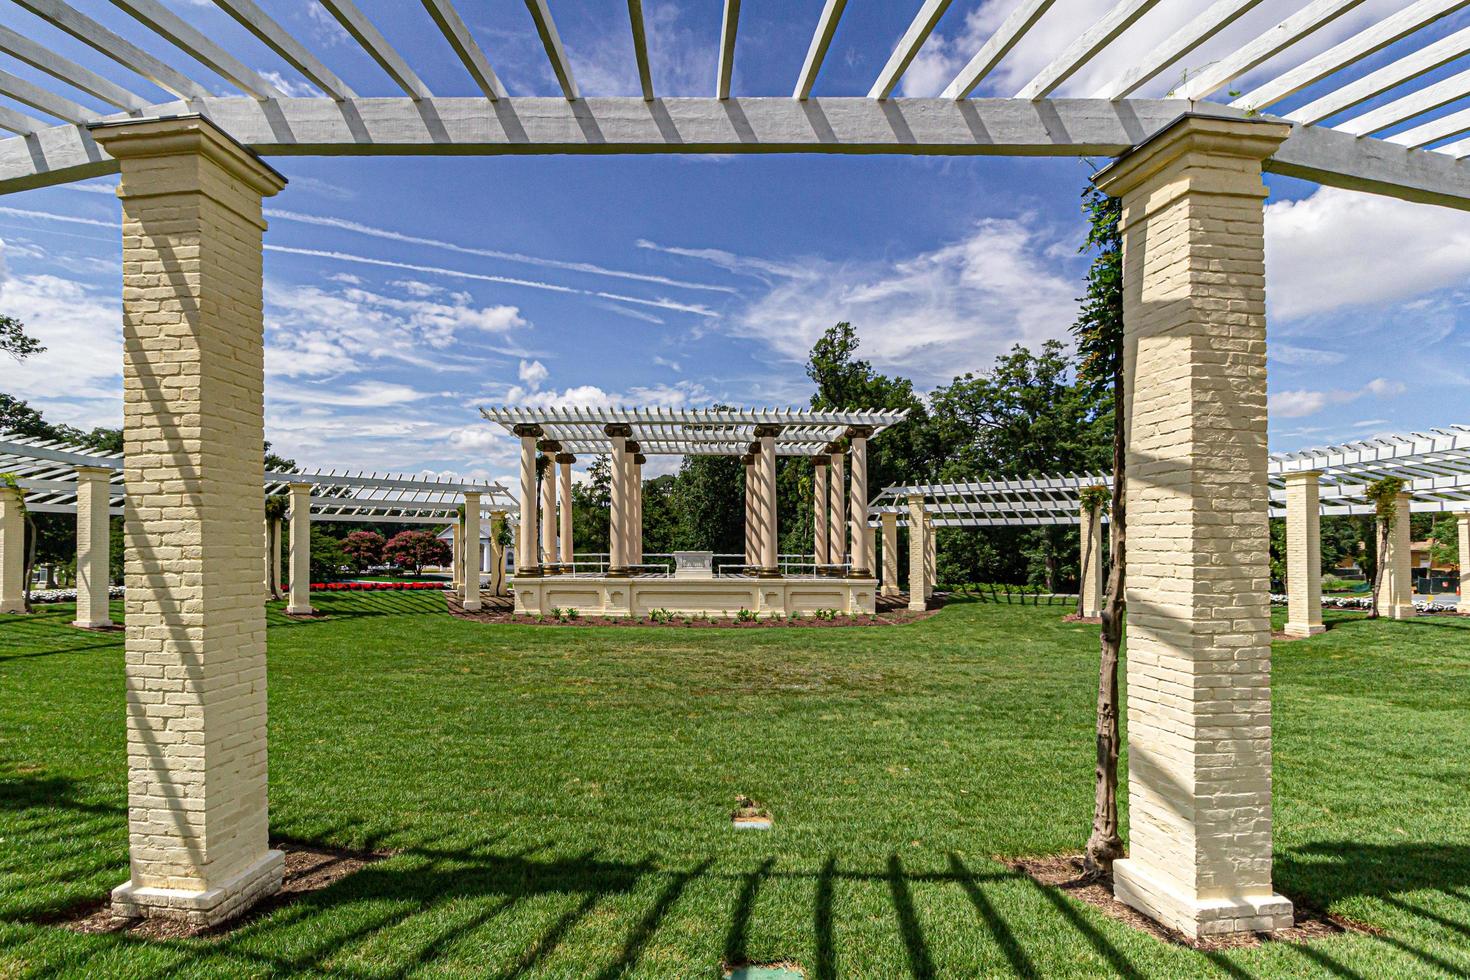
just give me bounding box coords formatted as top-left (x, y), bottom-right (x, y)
top-left (1094, 114), bottom-right (1290, 206)
top-left (91, 114), bottom-right (286, 203)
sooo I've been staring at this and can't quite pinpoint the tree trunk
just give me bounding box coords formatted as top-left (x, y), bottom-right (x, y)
top-left (1085, 369), bottom-right (1126, 876)
top-left (1369, 520), bottom-right (1389, 619)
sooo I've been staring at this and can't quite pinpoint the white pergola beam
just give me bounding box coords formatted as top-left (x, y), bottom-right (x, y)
top-left (318, 0), bottom-right (432, 100)
top-left (8, 98), bottom-right (1470, 210)
top-left (0, 24), bottom-right (149, 111)
top-left (212, 0), bottom-right (356, 101)
top-left (1388, 105), bottom-right (1470, 149)
top-left (794, 0), bottom-right (847, 101)
top-left (1178, 0), bottom-right (1368, 102)
top-left (628, 0), bottom-right (654, 101)
top-left (1232, 0), bottom-right (1470, 112)
top-left (943, 0), bottom-right (1056, 100)
top-left (0, 68), bottom-right (100, 125)
top-left (717, 0), bottom-right (740, 100)
top-left (525, 0), bottom-right (578, 101)
top-left (421, 0), bottom-right (507, 101)
top-left (1290, 24), bottom-right (1470, 125)
top-left (109, 0), bottom-right (285, 101)
top-left (0, 105), bottom-right (47, 136)
top-left (1337, 66), bottom-right (1470, 137)
top-left (1095, 0), bottom-right (1265, 100)
top-left (869, 0), bottom-right (953, 101)
top-left (12, 0), bottom-right (212, 100)
top-left (1433, 135), bottom-right (1470, 158)
top-left (1017, 0), bottom-right (1163, 100)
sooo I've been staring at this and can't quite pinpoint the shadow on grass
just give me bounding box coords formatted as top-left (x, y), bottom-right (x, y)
top-left (1279, 841), bottom-right (1470, 904)
top-left (267, 591), bottom-right (450, 625)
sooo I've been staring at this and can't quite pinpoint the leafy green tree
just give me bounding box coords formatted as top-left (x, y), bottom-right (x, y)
top-left (309, 527), bottom-right (351, 582)
top-left (1429, 514), bottom-right (1459, 569)
top-left (571, 455), bottom-right (612, 556)
top-left (672, 454), bottom-right (746, 554)
top-left (1, 314), bottom-right (43, 361)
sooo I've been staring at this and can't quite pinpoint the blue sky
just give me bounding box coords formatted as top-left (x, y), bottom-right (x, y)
top-left (1, 0), bottom-right (1469, 490)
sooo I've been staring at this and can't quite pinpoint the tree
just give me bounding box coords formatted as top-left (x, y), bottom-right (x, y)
top-left (309, 527), bottom-right (350, 583)
top-left (1366, 476), bottom-right (1406, 619)
top-left (0, 314), bottom-right (43, 361)
top-left (1073, 184), bottom-right (1127, 876)
top-left (571, 455), bottom-right (612, 556)
top-left (342, 530), bottom-right (385, 572)
top-left (1429, 514), bottom-right (1460, 569)
top-left (384, 529), bottom-right (451, 576)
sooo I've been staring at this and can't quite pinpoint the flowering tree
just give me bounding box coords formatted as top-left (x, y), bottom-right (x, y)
top-left (384, 529), bottom-right (451, 576)
top-left (342, 530), bottom-right (386, 572)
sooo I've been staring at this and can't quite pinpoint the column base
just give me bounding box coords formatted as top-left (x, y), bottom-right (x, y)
top-left (285, 604), bottom-right (314, 616)
top-left (756, 568), bottom-right (783, 579)
top-left (1112, 859), bottom-right (1293, 939)
top-left (71, 618), bottom-right (114, 630)
top-left (847, 568), bottom-right (872, 579)
top-left (1282, 622), bottom-right (1325, 638)
top-left (516, 568), bottom-right (546, 579)
top-left (604, 567), bottom-right (630, 578)
top-left (880, 585), bottom-right (900, 597)
top-left (1390, 604), bottom-right (1417, 620)
top-left (1, 602), bottom-right (28, 614)
top-left (112, 848), bottom-right (284, 927)
top-left (1459, 602), bottom-right (1470, 616)
top-left (462, 597), bottom-right (482, 612)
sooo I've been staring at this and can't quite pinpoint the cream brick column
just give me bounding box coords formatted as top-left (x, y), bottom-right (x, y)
top-left (489, 512), bottom-right (508, 595)
top-left (1095, 114), bottom-right (1293, 939)
top-left (1079, 493), bottom-right (1105, 619)
top-left (286, 482), bottom-right (312, 616)
top-left (829, 448), bottom-right (846, 567)
top-left (93, 116), bottom-right (286, 925)
top-left (812, 456), bottom-right (830, 570)
top-left (1283, 471), bottom-right (1325, 637)
top-left (557, 453), bottom-right (575, 573)
top-left (1457, 514), bottom-right (1470, 615)
top-left (1380, 492), bottom-right (1415, 620)
top-left (514, 424), bottom-right (542, 577)
top-left (881, 512), bottom-right (899, 596)
top-left (756, 425), bottom-right (781, 577)
top-left (462, 491), bottom-right (482, 611)
top-left (924, 513), bottom-right (936, 599)
top-left (270, 517), bottom-right (283, 599)
top-left (605, 424), bottom-right (630, 575)
top-left (73, 465), bottom-right (113, 628)
top-left (631, 449), bottom-right (645, 567)
top-left (848, 427), bottom-right (874, 577)
top-left (742, 452), bottom-right (757, 567)
top-left (0, 484), bottom-right (25, 614)
top-left (906, 495), bottom-right (926, 612)
top-left (538, 443), bottom-right (558, 573)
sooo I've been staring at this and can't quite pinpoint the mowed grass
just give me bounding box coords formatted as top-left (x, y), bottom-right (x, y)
top-left (1, 594), bottom-right (1468, 978)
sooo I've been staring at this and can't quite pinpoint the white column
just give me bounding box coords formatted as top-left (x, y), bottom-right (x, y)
top-left (96, 116), bottom-right (287, 925)
top-left (73, 465), bottom-right (113, 628)
top-left (0, 483), bottom-right (25, 614)
top-left (1097, 115), bottom-right (1293, 938)
top-left (1458, 513), bottom-right (1470, 615)
top-left (606, 425), bottom-right (629, 575)
top-left (743, 453), bottom-right (757, 566)
top-left (1380, 491), bottom-right (1415, 620)
top-left (1283, 471), bottom-right (1324, 637)
top-left (829, 449), bottom-right (846, 567)
top-left (286, 482), bottom-right (313, 616)
top-left (558, 453), bottom-right (575, 573)
top-left (1079, 493), bottom-right (1105, 619)
top-left (756, 426), bottom-right (780, 576)
top-left (539, 447), bottom-right (557, 573)
top-left (515, 424), bottom-right (542, 577)
top-left (451, 520), bottom-right (463, 591)
top-left (906, 495), bottom-right (926, 612)
top-left (632, 453), bottom-right (645, 566)
top-left (489, 512), bottom-right (508, 595)
top-left (848, 428), bottom-right (873, 577)
top-left (270, 517), bottom-right (282, 601)
top-left (881, 511), bottom-right (899, 596)
top-left (813, 456), bottom-right (829, 570)
top-left (462, 491), bottom-right (482, 611)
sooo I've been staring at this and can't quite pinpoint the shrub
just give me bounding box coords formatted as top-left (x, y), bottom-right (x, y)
top-left (342, 530), bottom-right (386, 572)
top-left (384, 530), bottom-right (451, 575)
top-left (736, 608), bottom-right (758, 623)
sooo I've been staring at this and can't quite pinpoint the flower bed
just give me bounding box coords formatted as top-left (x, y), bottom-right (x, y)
top-left (1269, 593), bottom-right (1462, 614)
top-left (310, 581), bottom-right (448, 592)
top-left (30, 586), bottom-right (125, 604)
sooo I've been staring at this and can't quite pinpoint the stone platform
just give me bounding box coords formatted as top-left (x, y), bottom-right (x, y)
top-left (512, 574), bottom-right (877, 618)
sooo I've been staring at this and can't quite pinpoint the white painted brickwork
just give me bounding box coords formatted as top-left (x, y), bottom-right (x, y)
top-left (1079, 498), bottom-right (1104, 618)
top-left (907, 495), bottom-right (926, 611)
top-left (1098, 116), bottom-right (1294, 938)
top-left (1459, 515), bottom-right (1470, 615)
top-left (0, 485), bottom-right (25, 614)
top-left (74, 465), bottom-right (113, 628)
top-left (95, 117), bottom-right (285, 926)
top-left (1380, 492), bottom-right (1415, 620)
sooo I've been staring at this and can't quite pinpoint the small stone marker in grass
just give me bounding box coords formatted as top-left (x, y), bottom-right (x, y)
top-left (731, 795), bottom-right (772, 830)
top-left (724, 963), bottom-right (804, 979)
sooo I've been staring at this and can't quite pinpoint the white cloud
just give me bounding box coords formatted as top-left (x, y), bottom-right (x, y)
top-left (1270, 344), bottom-right (1346, 367)
top-left (717, 215), bottom-right (1081, 384)
top-left (518, 358), bottom-right (549, 389)
top-left (1266, 187), bottom-right (1470, 322)
top-left (565, 2), bottom-right (713, 97)
top-left (1270, 377), bottom-right (1406, 419)
top-left (259, 70), bottom-right (320, 99)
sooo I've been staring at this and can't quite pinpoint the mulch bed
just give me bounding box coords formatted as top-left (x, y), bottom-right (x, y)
top-left (51, 841), bottom-right (388, 941)
top-left (1011, 855), bottom-right (1379, 951)
top-left (1060, 614), bottom-right (1102, 624)
top-left (446, 593), bottom-right (942, 627)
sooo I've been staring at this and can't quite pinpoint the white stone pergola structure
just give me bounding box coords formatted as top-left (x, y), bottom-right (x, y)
top-left (481, 407), bottom-right (904, 617)
top-left (0, 432), bottom-right (511, 621)
top-left (8, 0), bottom-right (1470, 938)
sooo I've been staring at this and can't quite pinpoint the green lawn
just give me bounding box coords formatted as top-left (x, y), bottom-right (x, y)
top-left (1, 595), bottom-right (1468, 977)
